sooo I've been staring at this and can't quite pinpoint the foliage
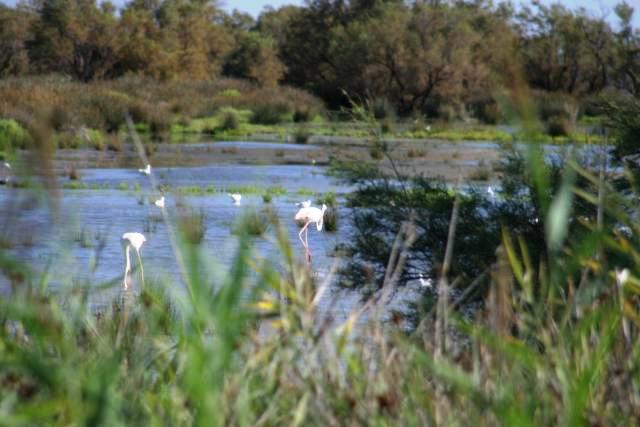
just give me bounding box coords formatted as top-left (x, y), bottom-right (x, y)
top-left (232, 208), bottom-right (275, 237)
top-left (0, 118), bottom-right (29, 151)
top-left (2, 152), bottom-right (640, 425)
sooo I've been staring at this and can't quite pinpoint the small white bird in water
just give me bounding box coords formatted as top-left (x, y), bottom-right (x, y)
top-left (229, 193), bottom-right (242, 205)
top-left (4, 162), bottom-right (11, 169)
top-left (487, 186), bottom-right (496, 198)
top-left (296, 200), bottom-right (312, 208)
top-left (419, 273), bottom-right (433, 288)
top-left (121, 232), bottom-right (146, 290)
top-left (154, 196), bottom-right (165, 209)
top-left (138, 164), bottom-right (151, 175)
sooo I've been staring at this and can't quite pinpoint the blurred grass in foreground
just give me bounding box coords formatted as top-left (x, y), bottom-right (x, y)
top-left (1, 153), bottom-right (640, 426)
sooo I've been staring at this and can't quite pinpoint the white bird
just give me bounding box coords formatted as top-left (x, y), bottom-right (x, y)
top-left (154, 196), bottom-right (165, 209)
top-left (121, 232), bottom-right (146, 290)
top-left (229, 193), bottom-right (242, 205)
top-left (138, 164), bottom-right (151, 175)
top-left (4, 162), bottom-right (11, 169)
top-left (419, 273), bottom-right (433, 288)
top-left (616, 268), bottom-right (630, 286)
top-left (487, 186), bottom-right (496, 198)
top-left (425, 125), bottom-right (432, 132)
top-left (294, 204), bottom-right (327, 263)
top-left (296, 200), bottom-right (312, 208)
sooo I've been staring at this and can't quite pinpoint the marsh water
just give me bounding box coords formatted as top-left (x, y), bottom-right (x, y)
top-left (0, 139), bottom-right (610, 325)
top-left (0, 148), bottom-right (421, 325)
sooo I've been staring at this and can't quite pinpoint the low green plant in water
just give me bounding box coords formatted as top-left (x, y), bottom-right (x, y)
top-left (296, 187), bottom-right (314, 196)
top-left (232, 208), bottom-right (275, 237)
top-left (63, 181), bottom-right (89, 190)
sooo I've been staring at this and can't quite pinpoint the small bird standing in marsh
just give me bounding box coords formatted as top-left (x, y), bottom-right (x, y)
top-left (154, 196), bottom-right (165, 209)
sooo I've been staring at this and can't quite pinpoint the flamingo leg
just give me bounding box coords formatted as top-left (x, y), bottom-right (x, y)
top-left (123, 245), bottom-right (131, 290)
top-left (299, 221), bottom-right (310, 248)
top-left (298, 221), bottom-right (312, 262)
top-left (305, 226), bottom-right (312, 262)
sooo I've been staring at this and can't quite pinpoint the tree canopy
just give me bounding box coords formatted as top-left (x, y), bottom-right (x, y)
top-left (0, 0), bottom-right (638, 115)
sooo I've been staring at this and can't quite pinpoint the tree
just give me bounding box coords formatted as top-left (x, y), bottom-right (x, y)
top-left (613, 2), bottom-right (640, 95)
top-left (0, 5), bottom-right (33, 76)
top-left (224, 32), bottom-right (285, 86)
top-left (28, 0), bottom-right (119, 81)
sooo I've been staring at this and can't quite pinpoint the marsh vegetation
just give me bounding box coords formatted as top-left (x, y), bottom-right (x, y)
top-left (1, 0), bottom-right (640, 425)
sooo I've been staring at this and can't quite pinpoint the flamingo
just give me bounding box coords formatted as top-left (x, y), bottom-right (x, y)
top-left (296, 200), bottom-right (312, 208)
top-left (138, 164), bottom-right (151, 175)
top-left (229, 193), bottom-right (242, 205)
top-left (294, 204), bottom-right (327, 263)
top-left (154, 196), bottom-right (165, 209)
top-left (122, 232), bottom-right (146, 290)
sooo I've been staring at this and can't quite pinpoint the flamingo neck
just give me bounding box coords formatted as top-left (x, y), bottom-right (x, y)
top-left (124, 245), bottom-right (131, 274)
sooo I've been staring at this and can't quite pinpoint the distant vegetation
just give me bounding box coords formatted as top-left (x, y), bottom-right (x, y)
top-left (0, 0), bottom-right (638, 149)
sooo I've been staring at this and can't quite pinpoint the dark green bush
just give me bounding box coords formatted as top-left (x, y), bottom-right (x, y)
top-left (219, 110), bottom-right (240, 131)
top-left (251, 103), bottom-right (289, 125)
top-left (294, 126), bottom-right (310, 144)
top-left (369, 98), bottom-right (394, 120)
top-left (546, 115), bottom-right (572, 137)
top-left (293, 107), bottom-right (312, 123)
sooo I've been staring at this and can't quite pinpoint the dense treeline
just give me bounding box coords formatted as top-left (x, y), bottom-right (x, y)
top-left (0, 0), bottom-right (638, 118)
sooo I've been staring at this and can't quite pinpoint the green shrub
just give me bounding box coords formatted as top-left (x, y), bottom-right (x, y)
top-left (178, 208), bottom-right (207, 245)
top-left (293, 107), bottom-right (312, 123)
top-left (293, 126), bottom-right (310, 144)
top-left (316, 191), bottom-right (337, 207)
top-left (0, 119), bottom-right (29, 151)
top-left (233, 208), bottom-right (274, 237)
top-left (251, 103), bottom-right (289, 125)
top-left (219, 110), bottom-right (240, 131)
top-left (219, 88), bottom-right (241, 98)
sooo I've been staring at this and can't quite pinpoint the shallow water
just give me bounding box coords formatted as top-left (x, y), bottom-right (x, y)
top-left (0, 162), bottom-right (421, 325)
top-left (191, 140), bottom-right (322, 151)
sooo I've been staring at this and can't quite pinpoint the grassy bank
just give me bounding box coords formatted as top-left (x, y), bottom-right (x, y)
top-left (0, 77), bottom-right (604, 153)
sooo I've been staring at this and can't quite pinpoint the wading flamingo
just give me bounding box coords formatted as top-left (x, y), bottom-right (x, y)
top-left (122, 232), bottom-right (146, 290)
top-left (154, 196), bottom-right (165, 209)
top-left (229, 193), bottom-right (242, 205)
top-left (294, 204), bottom-right (327, 263)
top-left (138, 164), bottom-right (151, 175)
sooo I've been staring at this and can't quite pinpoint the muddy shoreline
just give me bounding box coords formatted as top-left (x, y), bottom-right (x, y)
top-left (49, 137), bottom-right (503, 182)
